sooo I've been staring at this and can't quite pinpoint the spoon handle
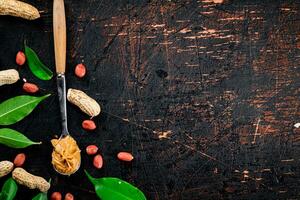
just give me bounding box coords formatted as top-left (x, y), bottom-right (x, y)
top-left (53, 0), bottom-right (66, 74)
top-left (54, 0), bottom-right (69, 136)
top-left (57, 74), bottom-right (69, 136)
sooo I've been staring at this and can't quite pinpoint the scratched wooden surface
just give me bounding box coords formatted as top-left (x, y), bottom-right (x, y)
top-left (0, 0), bottom-right (300, 199)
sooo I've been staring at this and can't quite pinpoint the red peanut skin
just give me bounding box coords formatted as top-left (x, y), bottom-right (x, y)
top-left (86, 145), bottom-right (98, 155)
top-left (64, 193), bottom-right (74, 200)
top-left (75, 63), bottom-right (86, 78)
top-left (213, 0), bottom-right (224, 3)
top-left (23, 82), bottom-right (39, 93)
top-left (13, 153), bottom-right (26, 167)
top-left (82, 120), bottom-right (96, 131)
top-left (51, 192), bottom-right (62, 200)
top-left (93, 154), bottom-right (103, 169)
top-left (117, 152), bottom-right (134, 162)
top-left (16, 51), bottom-right (26, 66)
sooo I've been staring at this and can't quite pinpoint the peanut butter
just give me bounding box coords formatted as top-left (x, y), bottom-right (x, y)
top-left (51, 135), bottom-right (81, 175)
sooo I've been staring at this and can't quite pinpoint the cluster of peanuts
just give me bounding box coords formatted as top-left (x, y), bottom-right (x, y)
top-left (0, 153), bottom-right (26, 178)
top-left (72, 63), bottom-right (135, 168)
top-left (86, 145), bottom-right (134, 169)
top-left (0, 51), bottom-right (39, 93)
top-left (0, 153), bottom-right (50, 193)
top-left (13, 52), bottom-right (98, 129)
top-left (13, 52), bottom-right (99, 130)
top-left (16, 51), bottom-right (40, 93)
top-left (0, 153), bottom-right (75, 199)
top-left (51, 191), bottom-right (74, 200)
top-left (2, 52), bottom-right (135, 194)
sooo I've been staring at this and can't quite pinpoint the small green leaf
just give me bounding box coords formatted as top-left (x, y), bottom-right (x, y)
top-left (0, 94), bottom-right (50, 125)
top-left (32, 192), bottom-right (47, 200)
top-left (25, 45), bottom-right (53, 80)
top-left (0, 178), bottom-right (18, 200)
top-left (85, 170), bottom-right (146, 200)
top-left (0, 128), bottom-right (41, 148)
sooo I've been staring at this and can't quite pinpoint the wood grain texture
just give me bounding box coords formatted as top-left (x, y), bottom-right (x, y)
top-left (53, 0), bottom-right (66, 73)
top-left (0, 0), bottom-right (299, 199)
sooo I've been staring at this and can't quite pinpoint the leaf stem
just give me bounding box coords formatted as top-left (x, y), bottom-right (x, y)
top-left (84, 170), bottom-right (96, 185)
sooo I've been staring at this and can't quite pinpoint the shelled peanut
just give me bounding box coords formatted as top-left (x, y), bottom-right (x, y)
top-left (93, 154), bottom-right (103, 169)
top-left (16, 51), bottom-right (26, 65)
top-left (117, 152), bottom-right (134, 162)
top-left (86, 145), bottom-right (98, 155)
top-left (82, 119), bottom-right (96, 130)
top-left (75, 63), bottom-right (86, 78)
top-left (51, 192), bottom-right (62, 200)
top-left (13, 153), bottom-right (26, 167)
top-left (65, 192), bottom-right (74, 200)
top-left (23, 82), bottom-right (39, 93)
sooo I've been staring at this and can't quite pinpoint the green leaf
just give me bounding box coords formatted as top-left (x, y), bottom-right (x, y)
top-left (25, 45), bottom-right (53, 80)
top-left (85, 170), bottom-right (146, 200)
top-left (0, 178), bottom-right (18, 200)
top-left (32, 179), bottom-right (50, 200)
top-left (0, 128), bottom-right (41, 148)
top-left (0, 94), bottom-right (51, 125)
top-left (32, 192), bottom-right (47, 200)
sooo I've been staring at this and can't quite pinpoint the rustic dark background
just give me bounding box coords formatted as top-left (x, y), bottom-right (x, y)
top-left (0, 0), bottom-right (300, 199)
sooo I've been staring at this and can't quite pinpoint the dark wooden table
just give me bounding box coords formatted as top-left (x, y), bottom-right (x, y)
top-left (0, 0), bottom-right (300, 199)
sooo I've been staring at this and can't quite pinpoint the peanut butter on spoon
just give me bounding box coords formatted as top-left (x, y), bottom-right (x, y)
top-left (51, 135), bottom-right (81, 175)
